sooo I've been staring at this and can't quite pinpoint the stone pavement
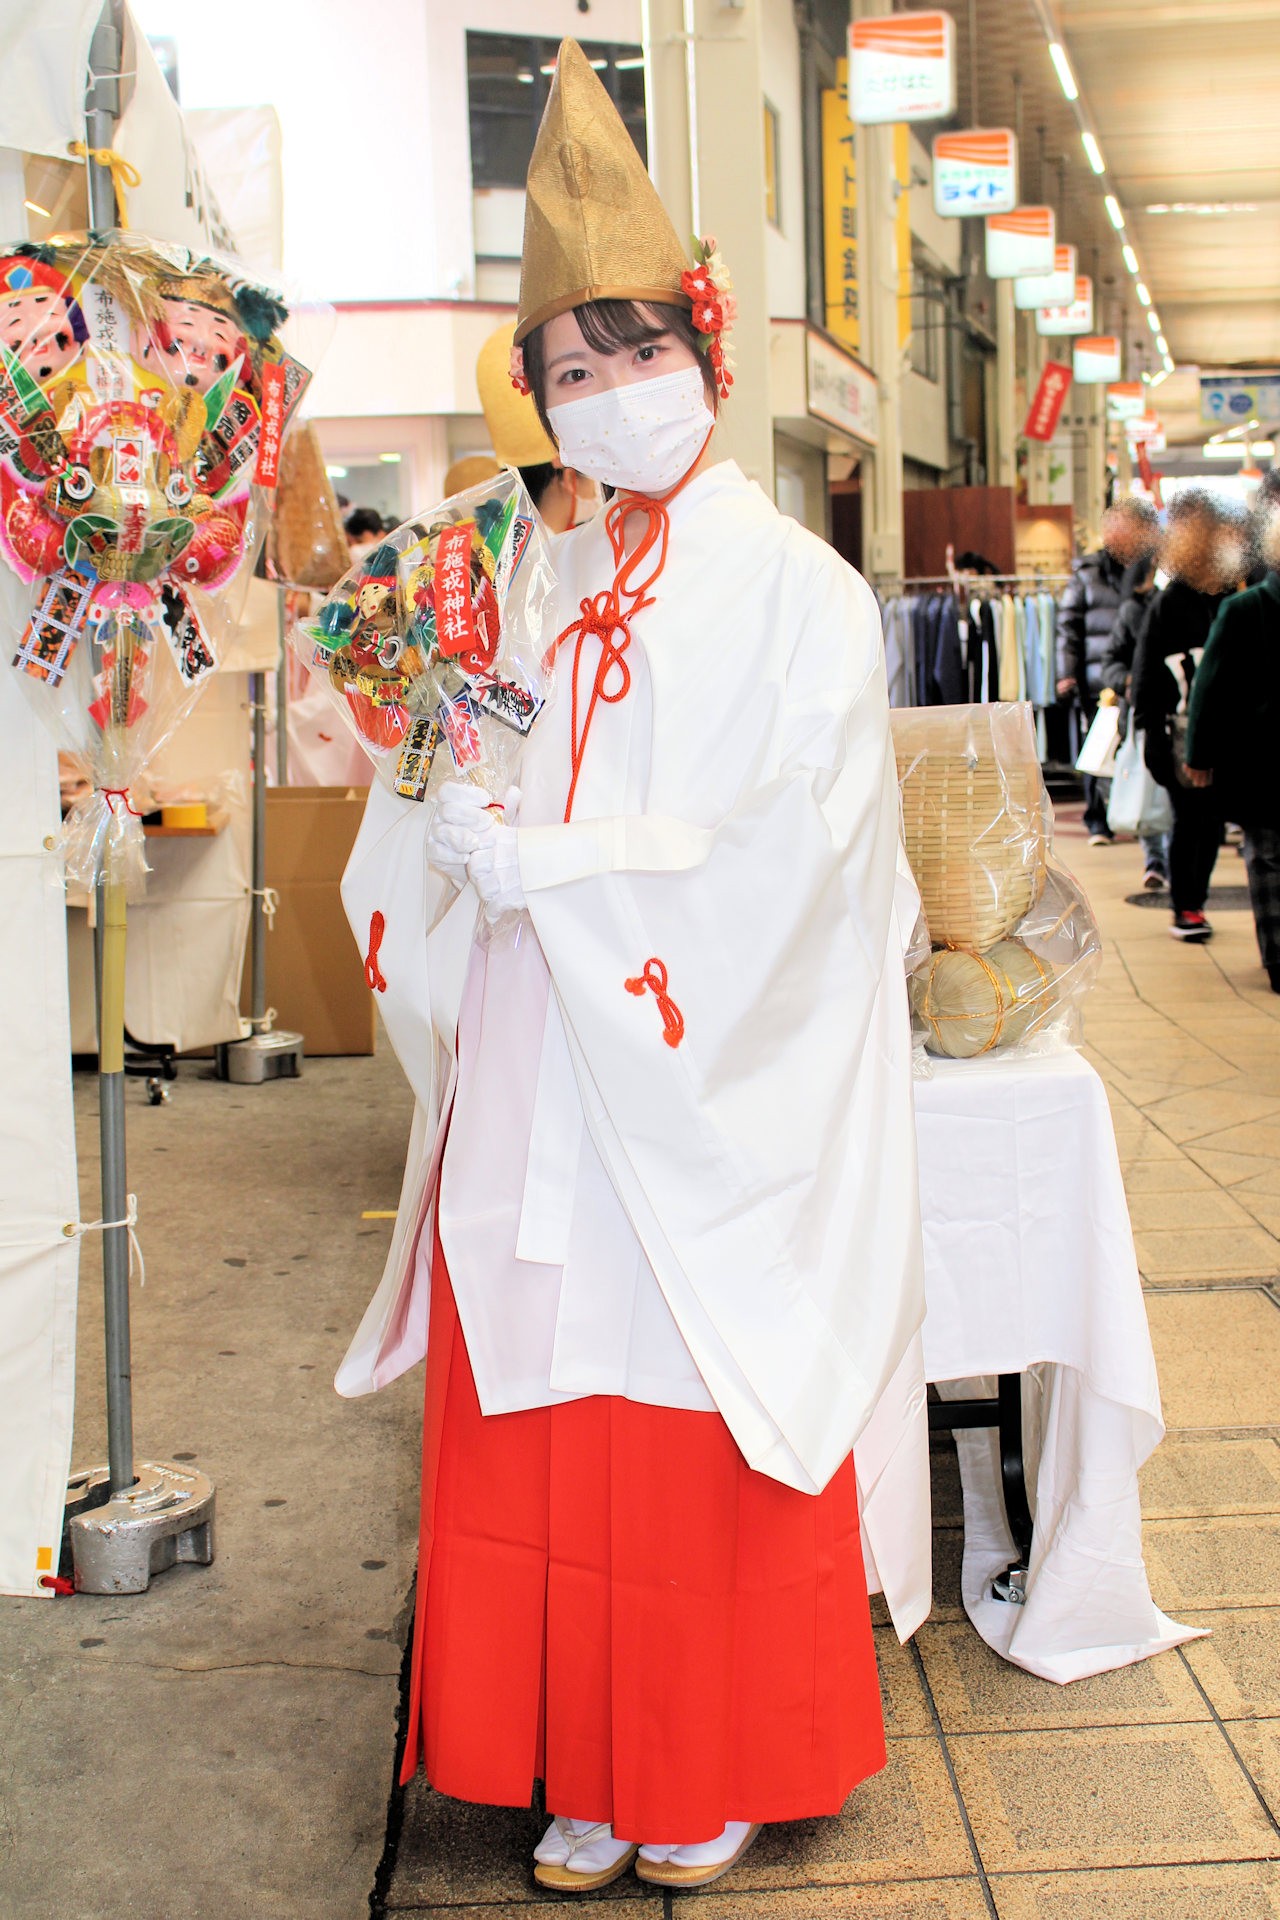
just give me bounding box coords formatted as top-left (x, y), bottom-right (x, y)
top-left (384, 813), bottom-right (1280, 1919)
top-left (2, 812), bottom-right (1279, 1920)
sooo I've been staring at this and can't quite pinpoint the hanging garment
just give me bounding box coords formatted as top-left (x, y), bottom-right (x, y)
top-left (932, 594), bottom-right (967, 704)
top-left (997, 594), bottom-right (1024, 701)
top-left (400, 1223), bottom-right (888, 1829)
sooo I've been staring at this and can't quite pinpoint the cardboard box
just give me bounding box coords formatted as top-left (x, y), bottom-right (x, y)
top-left (241, 786), bottom-right (376, 1055)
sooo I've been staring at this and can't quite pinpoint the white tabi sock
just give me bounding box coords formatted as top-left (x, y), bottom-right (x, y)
top-left (534, 1815), bottom-right (634, 1875)
top-left (638, 1820), bottom-right (754, 1867)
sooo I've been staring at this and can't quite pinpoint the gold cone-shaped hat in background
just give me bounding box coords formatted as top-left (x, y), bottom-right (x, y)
top-left (444, 453), bottom-right (502, 498)
top-left (514, 39), bottom-right (692, 345)
top-left (476, 323), bottom-right (556, 467)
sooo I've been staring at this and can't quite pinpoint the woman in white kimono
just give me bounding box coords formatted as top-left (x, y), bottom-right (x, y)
top-left (338, 40), bottom-right (925, 1895)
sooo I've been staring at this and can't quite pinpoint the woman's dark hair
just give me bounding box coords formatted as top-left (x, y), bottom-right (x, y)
top-left (343, 506), bottom-right (384, 541)
top-left (517, 460), bottom-right (559, 510)
top-left (522, 298), bottom-right (717, 441)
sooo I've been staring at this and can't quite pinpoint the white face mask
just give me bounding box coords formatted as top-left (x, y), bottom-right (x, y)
top-left (546, 364), bottom-right (714, 496)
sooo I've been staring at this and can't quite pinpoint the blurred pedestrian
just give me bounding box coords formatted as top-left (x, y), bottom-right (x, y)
top-left (1057, 496), bottom-right (1160, 845)
top-left (1185, 472), bottom-right (1280, 985)
top-left (1102, 550), bottom-right (1165, 887)
top-left (343, 505), bottom-right (384, 560)
top-left (1131, 489), bottom-right (1249, 940)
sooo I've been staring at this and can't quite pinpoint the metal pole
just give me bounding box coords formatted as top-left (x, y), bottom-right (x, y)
top-left (274, 589), bottom-right (289, 786)
top-left (249, 670), bottom-right (268, 1029)
top-left (87, 0), bottom-right (134, 1494)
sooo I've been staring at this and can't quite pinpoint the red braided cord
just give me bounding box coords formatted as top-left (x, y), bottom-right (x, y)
top-left (624, 956), bottom-right (685, 1049)
top-left (364, 909), bottom-right (388, 993)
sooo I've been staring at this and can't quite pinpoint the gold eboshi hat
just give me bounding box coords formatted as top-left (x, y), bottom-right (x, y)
top-left (476, 322), bottom-right (557, 466)
top-left (513, 39), bottom-right (692, 345)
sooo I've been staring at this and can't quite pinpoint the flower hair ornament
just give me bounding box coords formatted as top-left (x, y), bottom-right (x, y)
top-left (509, 341), bottom-right (530, 395)
top-left (681, 237), bottom-right (737, 399)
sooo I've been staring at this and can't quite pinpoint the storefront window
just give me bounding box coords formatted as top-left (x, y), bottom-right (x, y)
top-left (467, 34), bottom-right (647, 189)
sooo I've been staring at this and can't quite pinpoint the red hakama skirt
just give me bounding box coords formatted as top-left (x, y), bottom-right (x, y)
top-left (400, 1224), bottom-right (886, 1842)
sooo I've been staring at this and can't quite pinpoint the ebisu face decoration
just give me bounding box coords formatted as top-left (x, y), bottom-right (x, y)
top-left (0, 234), bottom-right (311, 892)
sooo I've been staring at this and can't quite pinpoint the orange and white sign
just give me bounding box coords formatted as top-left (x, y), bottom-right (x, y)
top-left (984, 207), bottom-right (1056, 279)
top-left (1073, 336), bottom-right (1122, 384)
top-left (1106, 381), bottom-right (1146, 422)
top-left (1127, 412), bottom-right (1165, 448)
top-left (932, 130), bottom-right (1018, 217)
top-left (1014, 244), bottom-right (1077, 311)
top-left (1036, 275), bottom-right (1094, 337)
top-left (848, 12), bottom-right (956, 124)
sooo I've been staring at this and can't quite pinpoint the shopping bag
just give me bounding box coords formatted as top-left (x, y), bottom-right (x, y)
top-left (1075, 701), bottom-right (1121, 775)
top-left (1107, 721), bottom-right (1173, 837)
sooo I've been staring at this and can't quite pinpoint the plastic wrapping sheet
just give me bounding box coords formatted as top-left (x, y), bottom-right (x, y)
top-left (892, 703), bottom-right (1101, 1060)
top-left (0, 230), bottom-right (318, 890)
top-left (293, 470), bottom-right (556, 809)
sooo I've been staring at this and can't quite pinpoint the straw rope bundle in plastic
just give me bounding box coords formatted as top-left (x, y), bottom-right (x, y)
top-left (892, 704), bottom-right (1048, 951)
top-left (910, 938), bottom-right (1056, 1059)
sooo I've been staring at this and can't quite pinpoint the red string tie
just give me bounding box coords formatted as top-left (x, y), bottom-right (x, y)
top-left (101, 787), bottom-right (141, 816)
top-left (625, 957), bottom-right (685, 1049)
top-left (364, 910), bottom-right (387, 993)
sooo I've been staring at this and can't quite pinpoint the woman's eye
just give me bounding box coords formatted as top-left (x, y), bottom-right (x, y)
top-left (636, 344), bottom-right (660, 363)
top-left (557, 367), bottom-right (589, 386)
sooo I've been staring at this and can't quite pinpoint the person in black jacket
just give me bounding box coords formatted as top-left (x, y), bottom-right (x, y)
top-left (1102, 553), bottom-right (1165, 886)
top-left (1057, 496), bottom-right (1160, 843)
top-left (1131, 489), bottom-right (1249, 940)
top-left (1185, 474), bottom-right (1280, 984)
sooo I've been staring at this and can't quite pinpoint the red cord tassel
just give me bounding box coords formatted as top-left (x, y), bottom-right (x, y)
top-left (625, 957), bottom-right (685, 1049)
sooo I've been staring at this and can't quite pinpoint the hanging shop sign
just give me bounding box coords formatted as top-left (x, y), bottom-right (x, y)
top-left (848, 11), bottom-right (956, 124)
top-left (1036, 276), bottom-right (1094, 337)
top-left (932, 130), bottom-right (1018, 217)
top-left (1127, 413), bottom-right (1166, 451)
top-left (806, 329), bottom-right (879, 447)
top-left (1023, 361), bottom-right (1073, 442)
top-left (984, 207), bottom-right (1056, 280)
top-left (821, 59), bottom-right (859, 354)
top-left (1106, 381), bottom-right (1146, 422)
top-left (1073, 336), bottom-right (1122, 384)
top-left (1199, 372), bottom-right (1280, 426)
top-left (1014, 244), bottom-right (1077, 311)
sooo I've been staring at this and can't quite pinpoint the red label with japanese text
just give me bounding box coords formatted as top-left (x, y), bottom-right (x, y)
top-left (433, 522), bottom-right (478, 660)
top-left (253, 361), bottom-right (287, 487)
top-left (1022, 360), bottom-right (1073, 442)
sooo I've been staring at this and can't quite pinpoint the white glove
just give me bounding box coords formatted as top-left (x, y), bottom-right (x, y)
top-left (425, 780), bottom-right (499, 884)
top-left (467, 822), bottom-right (526, 922)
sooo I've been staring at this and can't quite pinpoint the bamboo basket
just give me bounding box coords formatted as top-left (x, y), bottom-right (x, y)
top-left (892, 704), bottom-right (1048, 951)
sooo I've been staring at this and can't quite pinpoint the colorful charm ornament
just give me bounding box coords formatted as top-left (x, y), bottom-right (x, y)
top-left (681, 237), bottom-right (737, 399)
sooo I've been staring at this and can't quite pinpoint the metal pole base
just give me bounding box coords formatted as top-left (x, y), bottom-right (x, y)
top-left (214, 1029), bottom-right (304, 1084)
top-left (66, 1461), bottom-right (216, 1595)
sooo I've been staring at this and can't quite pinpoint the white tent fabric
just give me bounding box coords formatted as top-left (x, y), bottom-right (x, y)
top-left (0, 569), bottom-right (80, 1598)
top-left (0, 5), bottom-right (100, 162)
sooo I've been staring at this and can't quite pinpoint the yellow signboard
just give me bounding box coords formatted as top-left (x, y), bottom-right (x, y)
top-left (822, 59), bottom-right (858, 353)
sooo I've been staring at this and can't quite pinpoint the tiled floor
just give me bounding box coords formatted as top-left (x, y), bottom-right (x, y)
top-left (384, 811), bottom-right (1280, 1917)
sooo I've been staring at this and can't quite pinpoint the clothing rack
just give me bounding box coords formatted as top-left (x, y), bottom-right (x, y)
top-left (895, 572), bottom-right (1072, 589)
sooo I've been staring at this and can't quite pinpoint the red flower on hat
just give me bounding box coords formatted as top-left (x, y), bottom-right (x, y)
top-left (682, 239), bottom-right (736, 401)
top-left (508, 341), bottom-right (530, 395)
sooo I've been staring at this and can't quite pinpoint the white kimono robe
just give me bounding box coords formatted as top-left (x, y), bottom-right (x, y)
top-left (337, 461), bottom-right (931, 1635)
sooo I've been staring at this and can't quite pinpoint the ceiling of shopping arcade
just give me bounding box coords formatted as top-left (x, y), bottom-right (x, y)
top-left (905, 0), bottom-right (1280, 453)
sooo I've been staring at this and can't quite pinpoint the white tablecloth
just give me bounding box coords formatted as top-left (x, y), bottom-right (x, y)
top-left (914, 1049), bottom-right (1202, 1682)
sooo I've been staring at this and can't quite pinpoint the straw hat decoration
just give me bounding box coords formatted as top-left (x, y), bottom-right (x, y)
top-left (910, 938), bottom-right (1056, 1060)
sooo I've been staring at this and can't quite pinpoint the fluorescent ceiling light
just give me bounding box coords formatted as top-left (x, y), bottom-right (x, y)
top-left (1156, 334), bottom-right (1170, 355)
top-left (1081, 131), bottom-right (1105, 174)
top-left (1105, 194), bottom-right (1125, 230)
top-left (378, 452), bottom-right (402, 464)
top-left (1135, 281), bottom-right (1152, 306)
top-left (614, 56), bottom-right (646, 70)
top-left (23, 198), bottom-right (50, 217)
top-left (1163, 355), bottom-right (1175, 373)
top-left (1147, 309), bottom-right (1161, 332)
top-left (1145, 202), bottom-right (1257, 215)
top-left (1122, 244), bottom-right (1139, 273)
top-left (1147, 367), bottom-right (1171, 389)
top-left (1048, 42), bottom-right (1079, 100)
top-left (1203, 440), bottom-right (1274, 458)
top-left (325, 464), bottom-right (348, 479)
